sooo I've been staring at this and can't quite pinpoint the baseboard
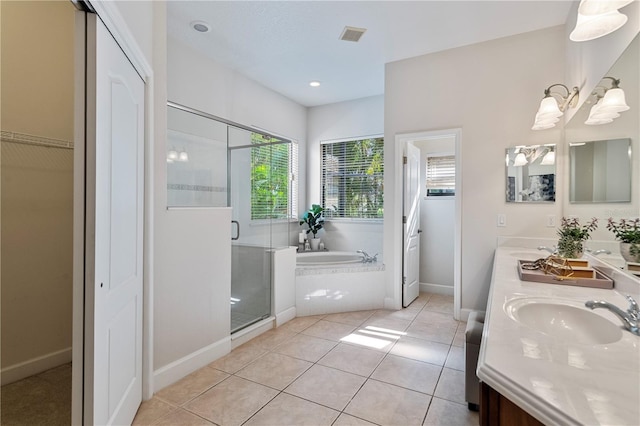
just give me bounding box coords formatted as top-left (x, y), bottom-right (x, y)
top-left (1, 347), bottom-right (72, 386)
top-left (419, 282), bottom-right (454, 296)
top-left (275, 307), bottom-right (296, 328)
top-left (231, 317), bottom-right (275, 349)
top-left (384, 297), bottom-right (400, 310)
top-left (153, 337), bottom-right (231, 392)
top-left (459, 308), bottom-right (474, 322)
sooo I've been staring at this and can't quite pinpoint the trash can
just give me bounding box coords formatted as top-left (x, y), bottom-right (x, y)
top-left (465, 310), bottom-right (485, 411)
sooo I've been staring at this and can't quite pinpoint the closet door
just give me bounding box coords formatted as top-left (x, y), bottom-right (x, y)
top-left (82, 13), bottom-right (145, 425)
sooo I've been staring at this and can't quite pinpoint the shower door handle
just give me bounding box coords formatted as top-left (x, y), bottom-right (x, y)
top-left (231, 220), bottom-right (240, 241)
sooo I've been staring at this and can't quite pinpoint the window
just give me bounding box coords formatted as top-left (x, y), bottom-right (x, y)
top-left (321, 137), bottom-right (384, 219)
top-left (251, 134), bottom-right (298, 220)
top-left (426, 154), bottom-right (455, 197)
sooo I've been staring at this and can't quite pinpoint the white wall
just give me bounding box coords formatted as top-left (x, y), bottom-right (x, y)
top-left (385, 27), bottom-right (566, 314)
top-left (414, 137), bottom-right (456, 293)
top-left (1, 0), bottom-right (75, 382)
top-left (307, 95), bottom-right (384, 255)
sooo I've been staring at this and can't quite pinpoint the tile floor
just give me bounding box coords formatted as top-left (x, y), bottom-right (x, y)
top-left (134, 293), bottom-right (479, 426)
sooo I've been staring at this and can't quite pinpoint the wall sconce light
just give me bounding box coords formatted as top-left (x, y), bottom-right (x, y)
top-left (513, 152), bottom-right (528, 166)
top-left (570, 0), bottom-right (633, 42)
top-left (532, 84), bottom-right (579, 130)
top-left (585, 77), bottom-right (630, 125)
top-left (167, 148), bottom-right (189, 163)
top-left (167, 149), bottom-right (178, 163)
top-left (508, 145), bottom-right (555, 167)
top-left (540, 150), bottom-right (556, 166)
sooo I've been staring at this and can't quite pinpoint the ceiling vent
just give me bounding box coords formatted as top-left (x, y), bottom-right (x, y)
top-left (339, 26), bottom-right (367, 42)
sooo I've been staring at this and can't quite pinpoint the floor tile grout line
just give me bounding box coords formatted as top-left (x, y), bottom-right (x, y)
top-left (147, 294), bottom-right (461, 426)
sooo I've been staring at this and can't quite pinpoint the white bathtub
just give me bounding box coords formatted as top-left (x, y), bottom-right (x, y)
top-left (295, 251), bottom-right (385, 316)
top-left (296, 251), bottom-right (364, 265)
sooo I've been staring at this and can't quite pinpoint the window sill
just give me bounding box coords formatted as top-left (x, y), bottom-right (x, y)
top-left (324, 218), bottom-right (383, 224)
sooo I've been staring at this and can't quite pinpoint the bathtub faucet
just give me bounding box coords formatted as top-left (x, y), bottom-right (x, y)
top-left (357, 250), bottom-right (378, 263)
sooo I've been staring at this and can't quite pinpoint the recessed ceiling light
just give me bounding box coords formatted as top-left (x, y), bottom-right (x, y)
top-left (191, 21), bottom-right (210, 33)
top-left (309, 81), bottom-right (321, 87)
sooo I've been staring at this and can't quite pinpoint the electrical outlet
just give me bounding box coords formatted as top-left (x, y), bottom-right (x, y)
top-left (497, 214), bottom-right (507, 227)
top-left (546, 215), bottom-right (556, 227)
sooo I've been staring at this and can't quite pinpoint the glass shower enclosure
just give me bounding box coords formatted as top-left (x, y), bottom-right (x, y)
top-left (167, 102), bottom-right (292, 334)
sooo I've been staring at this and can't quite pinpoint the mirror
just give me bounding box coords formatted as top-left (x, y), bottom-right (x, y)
top-left (506, 144), bottom-right (556, 202)
top-left (569, 138), bottom-right (631, 203)
top-left (564, 34), bottom-right (639, 242)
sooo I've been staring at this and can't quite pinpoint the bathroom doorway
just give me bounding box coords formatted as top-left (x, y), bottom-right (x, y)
top-left (397, 129), bottom-right (462, 319)
top-left (1, 1), bottom-right (76, 424)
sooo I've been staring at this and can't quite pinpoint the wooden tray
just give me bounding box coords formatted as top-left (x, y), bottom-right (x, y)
top-left (517, 260), bottom-right (614, 289)
top-left (628, 262), bottom-right (640, 277)
top-left (565, 259), bottom-right (590, 268)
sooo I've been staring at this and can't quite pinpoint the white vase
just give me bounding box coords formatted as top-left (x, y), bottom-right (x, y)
top-left (309, 237), bottom-right (321, 251)
top-left (620, 242), bottom-right (640, 263)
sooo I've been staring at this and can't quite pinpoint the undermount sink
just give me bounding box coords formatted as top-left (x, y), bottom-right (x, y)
top-left (504, 297), bottom-right (623, 345)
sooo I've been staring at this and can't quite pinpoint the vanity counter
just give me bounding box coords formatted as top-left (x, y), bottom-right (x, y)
top-left (477, 246), bottom-right (640, 426)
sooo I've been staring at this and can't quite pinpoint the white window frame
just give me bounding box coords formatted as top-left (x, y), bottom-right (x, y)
top-left (320, 135), bottom-right (384, 221)
top-left (249, 138), bottom-right (298, 223)
top-left (425, 152), bottom-right (456, 199)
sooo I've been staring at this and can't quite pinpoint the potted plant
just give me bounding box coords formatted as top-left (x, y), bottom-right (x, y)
top-left (606, 218), bottom-right (640, 263)
top-left (300, 204), bottom-right (325, 250)
top-left (556, 217), bottom-right (598, 259)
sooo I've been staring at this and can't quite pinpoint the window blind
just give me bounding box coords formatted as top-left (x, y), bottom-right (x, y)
top-left (289, 141), bottom-right (299, 218)
top-left (251, 136), bottom-right (298, 220)
top-left (426, 155), bottom-right (455, 196)
top-left (321, 137), bottom-right (384, 219)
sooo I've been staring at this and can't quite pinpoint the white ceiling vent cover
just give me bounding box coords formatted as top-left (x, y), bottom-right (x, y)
top-left (339, 26), bottom-right (367, 42)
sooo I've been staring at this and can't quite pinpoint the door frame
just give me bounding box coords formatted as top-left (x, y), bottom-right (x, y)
top-left (394, 129), bottom-right (462, 319)
top-left (72, 2), bottom-right (154, 424)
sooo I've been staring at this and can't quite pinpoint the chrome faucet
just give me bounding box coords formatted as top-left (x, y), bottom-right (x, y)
top-left (357, 250), bottom-right (378, 263)
top-left (585, 295), bottom-right (640, 336)
top-left (537, 245), bottom-right (557, 254)
top-left (585, 248), bottom-right (612, 256)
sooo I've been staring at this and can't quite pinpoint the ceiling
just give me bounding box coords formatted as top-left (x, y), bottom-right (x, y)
top-left (167, 1), bottom-right (575, 107)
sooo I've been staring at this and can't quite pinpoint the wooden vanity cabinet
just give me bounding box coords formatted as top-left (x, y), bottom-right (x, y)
top-left (480, 382), bottom-right (544, 426)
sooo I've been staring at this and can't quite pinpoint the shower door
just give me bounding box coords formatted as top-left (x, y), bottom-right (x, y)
top-left (228, 127), bottom-right (291, 333)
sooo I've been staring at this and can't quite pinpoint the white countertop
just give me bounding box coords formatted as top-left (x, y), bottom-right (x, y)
top-left (477, 246), bottom-right (640, 426)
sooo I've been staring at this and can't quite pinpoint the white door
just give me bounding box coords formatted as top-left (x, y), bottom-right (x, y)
top-left (84, 14), bottom-right (144, 425)
top-left (403, 143), bottom-right (421, 307)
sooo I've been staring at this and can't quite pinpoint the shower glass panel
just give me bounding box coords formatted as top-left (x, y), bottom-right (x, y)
top-left (167, 106), bottom-right (228, 207)
top-left (166, 102), bottom-right (292, 334)
top-left (228, 127), bottom-right (291, 333)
